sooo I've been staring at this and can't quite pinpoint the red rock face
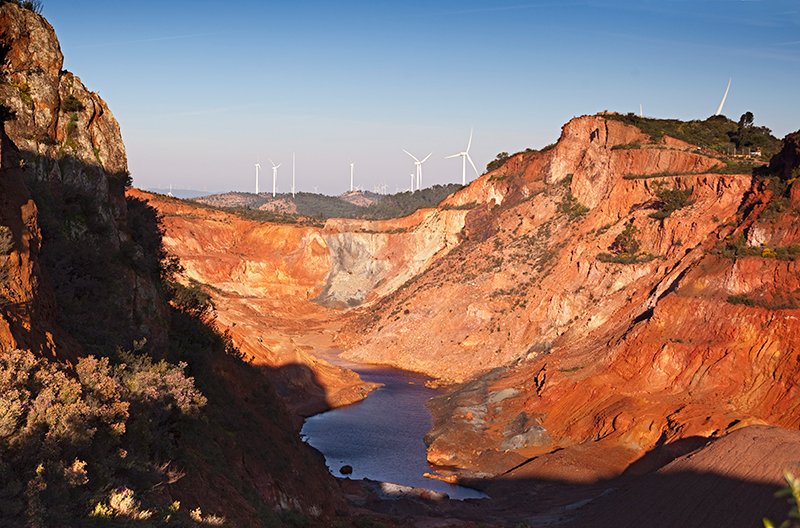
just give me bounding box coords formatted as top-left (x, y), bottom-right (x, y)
top-left (134, 189), bottom-right (472, 415)
top-left (129, 116), bottom-right (800, 506)
top-left (417, 120), bottom-right (800, 482)
top-left (0, 132), bottom-right (63, 357)
top-left (343, 116), bottom-right (743, 383)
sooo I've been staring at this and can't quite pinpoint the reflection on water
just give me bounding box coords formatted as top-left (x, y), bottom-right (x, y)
top-left (301, 361), bottom-right (487, 500)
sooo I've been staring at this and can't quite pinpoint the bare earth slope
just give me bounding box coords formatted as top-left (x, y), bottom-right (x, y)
top-left (142, 114), bottom-right (800, 526)
top-left (135, 189), bottom-right (470, 416)
top-left (336, 116), bottom-right (800, 493)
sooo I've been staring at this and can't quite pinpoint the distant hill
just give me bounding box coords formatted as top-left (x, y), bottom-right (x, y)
top-left (192, 184), bottom-right (464, 222)
top-left (147, 187), bottom-right (214, 199)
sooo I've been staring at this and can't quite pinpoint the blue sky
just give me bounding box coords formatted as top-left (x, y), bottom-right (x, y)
top-left (42, 1), bottom-right (800, 195)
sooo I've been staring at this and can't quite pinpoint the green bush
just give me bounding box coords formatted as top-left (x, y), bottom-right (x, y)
top-left (0, 225), bottom-right (12, 254)
top-left (716, 235), bottom-right (800, 261)
top-left (603, 112), bottom-right (780, 158)
top-left (649, 187), bottom-right (693, 220)
top-left (597, 222), bottom-right (654, 264)
top-left (559, 191), bottom-right (589, 219)
top-left (61, 94), bottom-right (85, 113)
top-left (486, 151), bottom-right (510, 172)
top-left (610, 142), bottom-right (641, 150)
top-left (0, 349), bottom-right (205, 526)
top-left (169, 279), bottom-right (214, 321)
top-left (764, 471), bottom-right (800, 528)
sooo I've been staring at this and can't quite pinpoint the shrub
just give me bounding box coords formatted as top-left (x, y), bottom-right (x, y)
top-left (716, 235), bottom-right (800, 261)
top-left (486, 151), bottom-right (510, 172)
top-left (763, 471), bottom-right (800, 528)
top-left (441, 201), bottom-right (478, 211)
top-left (559, 192), bottom-right (589, 219)
top-left (649, 187), bottom-right (693, 220)
top-left (0, 349), bottom-right (205, 526)
top-left (603, 112), bottom-right (781, 158)
top-left (0, 225), bottom-right (12, 254)
top-left (610, 142), bottom-right (641, 150)
top-left (60, 94), bottom-right (85, 113)
top-left (610, 221), bottom-right (640, 254)
top-left (597, 222), bottom-right (654, 264)
top-left (169, 279), bottom-right (214, 320)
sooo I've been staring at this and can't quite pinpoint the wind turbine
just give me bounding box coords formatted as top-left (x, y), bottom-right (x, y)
top-left (292, 152), bottom-right (296, 198)
top-left (640, 103), bottom-right (643, 118)
top-left (349, 161), bottom-right (355, 192)
top-left (402, 149), bottom-right (432, 191)
top-left (270, 160), bottom-right (281, 197)
top-left (715, 78), bottom-right (732, 116)
top-left (445, 128), bottom-right (479, 185)
top-left (255, 160), bottom-right (261, 195)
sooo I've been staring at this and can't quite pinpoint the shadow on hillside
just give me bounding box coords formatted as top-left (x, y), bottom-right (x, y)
top-left (2, 147), bottom-right (345, 525)
top-left (8, 147), bottom-right (792, 527)
top-left (353, 439), bottom-right (792, 528)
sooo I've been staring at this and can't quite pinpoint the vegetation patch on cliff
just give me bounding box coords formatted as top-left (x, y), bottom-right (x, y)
top-left (597, 222), bottom-right (656, 264)
top-left (604, 112), bottom-right (781, 158)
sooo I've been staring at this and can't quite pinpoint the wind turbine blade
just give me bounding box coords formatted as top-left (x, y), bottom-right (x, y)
top-left (467, 154), bottom-right (480, 177)
top-left (420, 153), bottom-right (432, 163)
top-left (402, 149), bottom-right (420, 162)
top-left (444, 153), bottom-right (461, 159)
top-left (466, 128), bottom-right (473, 152)
top-left (715, 78), bottom-right (732, 116)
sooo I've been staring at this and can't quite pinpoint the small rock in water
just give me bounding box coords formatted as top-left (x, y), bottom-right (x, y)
top-left (339, 465), bottom-right (353, 475)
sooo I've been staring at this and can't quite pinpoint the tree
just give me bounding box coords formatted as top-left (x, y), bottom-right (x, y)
top-left (739, 111), bottom-right (754, 129)
top-left (730, 111), bottom-right (755, 149)
top-left (610, 221), bottom-right (641, 255)
top-left (486, 152), bottom-right (510, 172)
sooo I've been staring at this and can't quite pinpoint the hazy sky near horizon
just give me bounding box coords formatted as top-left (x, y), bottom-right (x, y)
top-left (41, 0), bottom-right (800, 195)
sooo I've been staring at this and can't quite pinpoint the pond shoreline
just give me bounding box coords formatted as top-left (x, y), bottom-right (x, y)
top-left (300, 350), bottom-right (487, 501)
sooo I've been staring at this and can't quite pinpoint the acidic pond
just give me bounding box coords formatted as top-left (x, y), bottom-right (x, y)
top-left (301, 358), bottom-right (487, 500)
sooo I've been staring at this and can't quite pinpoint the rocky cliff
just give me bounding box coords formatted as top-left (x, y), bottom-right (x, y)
top-left (0, 2), bottom-right (167, 355)
top-left (335, 115), bottom-right (800, 493)
top-left (139, 109), bottom-right (800, 525)
top-left (0, 4), bottom-right (346, 526)
top-left (132, 189), bottom-right (471, 416)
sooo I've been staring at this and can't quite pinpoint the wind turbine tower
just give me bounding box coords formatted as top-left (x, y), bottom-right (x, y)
top-left (403, 149), bottom-right (432, 191)
top-left (292, 152), bottom-right (296, 198)
top-left (270, 160), bottom-right (281, 198)
top-left (410, 172), bottom-right (415, 192)
top-left (350, 162), bottom-right (355, 192)
top-left (255, 161), bottom-right (261, 195)
top-left (715, 78), bottom-right (732, 116)
top-left (445, 129), bottom-right (479, 186)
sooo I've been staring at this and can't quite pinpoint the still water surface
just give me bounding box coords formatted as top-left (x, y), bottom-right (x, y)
top-left (301, 359), bottom-right (486, 500)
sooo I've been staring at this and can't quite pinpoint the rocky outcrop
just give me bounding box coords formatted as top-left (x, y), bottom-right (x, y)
top-left (0, 4), bottom-right (347, 524)
top-left (318, 208), bottom-right (468, 306)
top-left (136, 189), bottom-right (472, 414)
top-left (0, 124), bottom-right (62, 356)
top-left (330, 115), bottom-right (800, 491)
top-left (0, 3), bottom-right (166, 354)
top-left (130, 189), bottom-right (379, 415)
top-left (573, 426), bottom-right (800, 527)
top-left (430, 132), bottom-right (799, 484)
top-left (343, 116), bottom-right (745, 382)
